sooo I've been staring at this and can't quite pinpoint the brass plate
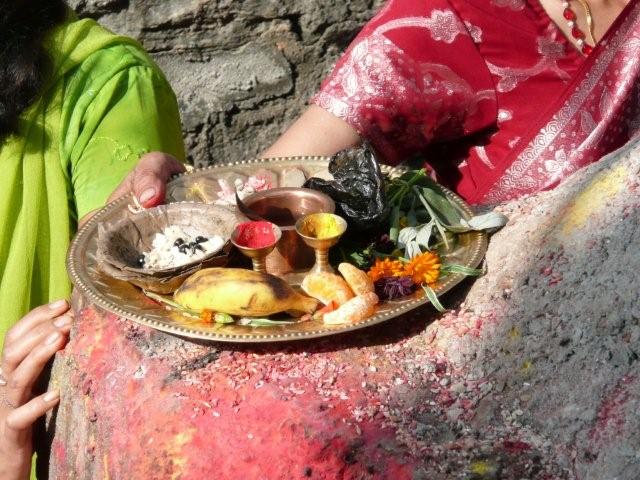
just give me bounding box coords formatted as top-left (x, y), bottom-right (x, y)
top-left (67, 156), bottom-right (487, 343)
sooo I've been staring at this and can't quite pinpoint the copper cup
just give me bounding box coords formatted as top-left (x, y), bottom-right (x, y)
top-left (242, 188), bottom-right (335, 277)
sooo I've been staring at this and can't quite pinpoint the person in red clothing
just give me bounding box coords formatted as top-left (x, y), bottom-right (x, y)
top-left (264, 0), bottom-right (639, 203)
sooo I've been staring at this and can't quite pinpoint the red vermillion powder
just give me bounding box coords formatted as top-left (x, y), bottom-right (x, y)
top-left (234, 221), bottom-right (277, 249)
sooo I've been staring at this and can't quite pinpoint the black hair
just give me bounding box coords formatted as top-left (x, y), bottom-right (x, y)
top-left (0, 0), bottom-right (68, 137)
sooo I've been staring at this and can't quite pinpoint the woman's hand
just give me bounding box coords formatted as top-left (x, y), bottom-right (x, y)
top-left (0, 300), bottom-right (72, 480)
top-left (79, 151), bottom-right (186, 228)
top-left (105, 151), bottom-right (186, 208)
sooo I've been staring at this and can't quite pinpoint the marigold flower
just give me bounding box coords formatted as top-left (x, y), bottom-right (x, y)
top-left (367, 258), bottom-right (405, 282)
top-left (200, 309), bottom-right (215, 324)
top-left (405, 251), bottom-right (441, 286)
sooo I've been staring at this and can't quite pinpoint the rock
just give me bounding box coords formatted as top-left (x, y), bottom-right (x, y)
top-left (44, 141), bottom-right (640, 477)
top-left (155, 46), bottom-right (293, 131)
top-left (446, 407), bottom-right (464, 422)
top-left (71, 0), bottom-right (385, 165)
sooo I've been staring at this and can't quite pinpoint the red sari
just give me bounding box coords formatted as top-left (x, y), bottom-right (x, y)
top-left (312, 0), bottom-right (640, 204)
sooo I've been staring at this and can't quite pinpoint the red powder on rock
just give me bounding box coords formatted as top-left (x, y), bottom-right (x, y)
top-left (234, 221), bottom-right (277, 248)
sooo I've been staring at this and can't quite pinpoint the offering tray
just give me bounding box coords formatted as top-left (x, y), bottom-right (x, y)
top-left (67, 156), bottom-right (487, 343)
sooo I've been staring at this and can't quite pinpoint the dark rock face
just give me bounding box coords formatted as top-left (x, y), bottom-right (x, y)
top-left (69, 0), bottom-right (384, 165)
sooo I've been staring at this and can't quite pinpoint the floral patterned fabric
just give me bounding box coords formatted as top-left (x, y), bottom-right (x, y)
top-left (313, 0), bottom-right (640, 203)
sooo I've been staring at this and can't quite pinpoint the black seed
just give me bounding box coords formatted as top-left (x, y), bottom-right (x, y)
top-left (195, 236), bottom-right (207, 243)
top-left (178, 244), bottom-right (188, 254)
top-left (174, 238), bottom-right (185, 247)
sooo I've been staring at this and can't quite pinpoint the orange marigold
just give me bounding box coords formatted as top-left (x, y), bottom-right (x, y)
top-left (405, 251), bottom-right (441, 286)
top-left (200, 309), bottom-right (215, 324)
top-left (367, 258), bottom-right (405, 282)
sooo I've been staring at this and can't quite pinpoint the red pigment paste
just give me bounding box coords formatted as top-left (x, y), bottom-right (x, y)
top-left (234, 221), bottom-right (276, 248)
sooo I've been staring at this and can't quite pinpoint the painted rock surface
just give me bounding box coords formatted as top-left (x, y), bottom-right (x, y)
top-left (46, 141), bottom-right (640, 480)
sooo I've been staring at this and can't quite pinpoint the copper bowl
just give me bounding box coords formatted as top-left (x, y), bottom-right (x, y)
top-left (242, 188), bottom-right (335, 276)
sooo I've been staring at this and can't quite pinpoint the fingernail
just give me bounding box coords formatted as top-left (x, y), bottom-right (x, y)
top-left (49, 299), bottom-right (67, 310)
top-left (43, 390), bottom-right (60, 402)
top-left (45, 332), bottom-right (61, 345)
top-left (138, 188), bottom-right (156, 204)
top-left (54, 316), bottom-right (72, 328)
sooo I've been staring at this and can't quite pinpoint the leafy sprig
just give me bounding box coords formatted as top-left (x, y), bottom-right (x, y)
top-left (381, 169), bottom-right (506, 310)
top-left (387, 169), bottom-right (507, 257)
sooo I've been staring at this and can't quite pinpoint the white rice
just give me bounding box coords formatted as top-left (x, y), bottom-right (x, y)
top-left (142, 225), bottom-right (224, 269)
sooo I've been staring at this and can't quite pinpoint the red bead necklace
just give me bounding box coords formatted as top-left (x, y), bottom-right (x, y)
top-left (561, 0), bottom-right (596, 54)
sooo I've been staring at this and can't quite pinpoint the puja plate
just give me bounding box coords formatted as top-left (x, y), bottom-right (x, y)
top-left (67, 156), bottom-right (487, 343)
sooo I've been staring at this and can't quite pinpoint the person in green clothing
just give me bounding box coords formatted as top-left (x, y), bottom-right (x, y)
top-left (0, 2), bottom-right (186, 478)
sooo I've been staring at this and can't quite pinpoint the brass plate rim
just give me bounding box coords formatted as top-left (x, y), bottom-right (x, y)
top-left (67, 156), bottom-right (487, 343)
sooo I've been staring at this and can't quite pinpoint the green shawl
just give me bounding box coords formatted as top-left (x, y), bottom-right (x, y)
top-left (0, 17), bottom-right (185, 345)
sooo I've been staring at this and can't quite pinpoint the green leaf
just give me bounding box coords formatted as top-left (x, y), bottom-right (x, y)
top-left (143, 290), bottom-right (200, 317)
top-left (349, 251), bottom-right (371, 269)
top-left (396, 169), bottom-right (427, 188)
top-left (387, 169), bottom-right (427, 206)
top-left (407, 197), bottom-right (418, 226)
top-left (461, 211), bottom-right (509, 230)
top-left (416, 175), bottom-right (469, 216)
top-left (405, 241), bottom-right (422, 259)
top-left (419, 186), bottom-right (465, 228)
top-left (434, 217), bottom-right (450, 250)
top-left (398, 226), bottom-right (418, 247)
top-left (422, 284), bottom-right (446, 313)
top-left (245, 318), bottom-right (297, 327)
top-left (415, 221), bottom-right (434, 249)
top-left (334, 239), bottom-right (373, 269)
top-left (214, 313), bottom-right (234, 324)
top-left (389, 205), bottom-right (402, 243)
top-left (441, 264), bottom-right (484, 277)
top-left (412, 186), bottom-right (451, 250)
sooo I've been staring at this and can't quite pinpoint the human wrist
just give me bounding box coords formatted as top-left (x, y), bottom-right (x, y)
top-left (0, 446), bottom-right (32, 480)
top-left (0, 425), bottom-right (32, 480)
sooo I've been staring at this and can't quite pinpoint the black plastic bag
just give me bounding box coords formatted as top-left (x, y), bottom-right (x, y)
top-left (304, 143), bottom-right (387, 231)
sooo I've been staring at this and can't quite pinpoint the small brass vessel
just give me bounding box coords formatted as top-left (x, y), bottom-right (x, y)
top-left (230, 222), bottom-right (282, 274)
top-left (242, 188), bottom-right (335, 277)
top-left (295, 213), bottom-right (347, 273)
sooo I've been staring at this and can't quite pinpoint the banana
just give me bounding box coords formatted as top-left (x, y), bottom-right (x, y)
top-left (174, 268), bottom-right (319, 317)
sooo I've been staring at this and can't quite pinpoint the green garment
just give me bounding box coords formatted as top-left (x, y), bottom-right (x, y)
top-left (0, 17), bottom-right (185, 347)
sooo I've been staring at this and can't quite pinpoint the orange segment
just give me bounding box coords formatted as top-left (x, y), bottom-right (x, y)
top-left (323, 292), bottom-right (379, 325)
top-left (301, 272), bottom-right (354, 306)
top-left (338, 263), bottom-right (374, 295)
